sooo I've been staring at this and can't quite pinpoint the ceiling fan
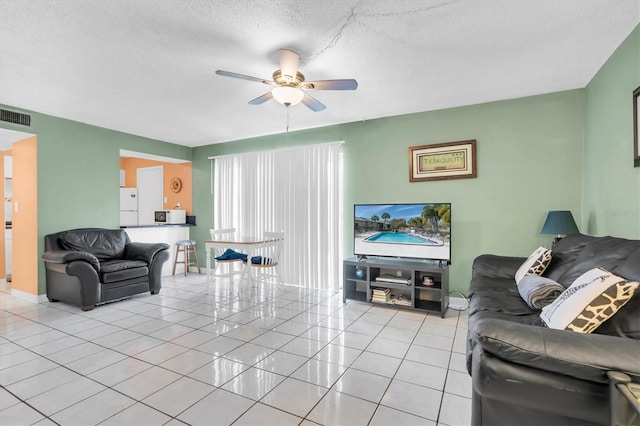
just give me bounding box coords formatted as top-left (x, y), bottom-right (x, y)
top-left (215, 49), bottom-right (358, 112)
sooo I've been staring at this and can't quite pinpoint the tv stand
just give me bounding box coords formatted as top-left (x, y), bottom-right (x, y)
top-left (343, 256), bottom-right (449, 317)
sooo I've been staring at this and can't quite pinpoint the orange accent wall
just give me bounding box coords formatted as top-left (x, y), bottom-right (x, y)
top-left (12, 137), bottom-right (37, 295)
top-left (120, 158), bottom-right (192, 214)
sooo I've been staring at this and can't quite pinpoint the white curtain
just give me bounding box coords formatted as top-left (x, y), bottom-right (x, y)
top-left (212, 142), bottom-right (342, 291)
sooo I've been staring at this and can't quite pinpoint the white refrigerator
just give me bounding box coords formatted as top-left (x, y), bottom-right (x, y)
top-left (120, 188), bottom-right (138, 226)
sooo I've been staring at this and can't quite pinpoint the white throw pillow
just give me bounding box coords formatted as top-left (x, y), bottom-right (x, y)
top-left (540, 267), bottom-right (639, 333)
top-left (515, 246), bottom-right (552, 284)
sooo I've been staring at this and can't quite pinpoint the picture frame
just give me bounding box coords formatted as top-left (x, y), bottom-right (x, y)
top-left (634, 86), bottom-right (639, 167)
top-left (409, 139), bottom-right (477, 182)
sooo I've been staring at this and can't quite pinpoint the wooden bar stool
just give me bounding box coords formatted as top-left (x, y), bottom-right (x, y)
top-left (173, 240), bottom-right (201, 276)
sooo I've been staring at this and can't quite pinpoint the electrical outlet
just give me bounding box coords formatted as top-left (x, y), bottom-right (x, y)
top-left (396, 270), bottom-right (402, 277)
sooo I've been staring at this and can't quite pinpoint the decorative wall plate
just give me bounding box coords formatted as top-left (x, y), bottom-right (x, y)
top-left (170, 177), bottom-right (182, 193)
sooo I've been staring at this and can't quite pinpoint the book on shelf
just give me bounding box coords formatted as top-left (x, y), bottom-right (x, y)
top-left (371, 287), bottom-right (391, 303)
top-left (375, 274), bottom-right (412, 285)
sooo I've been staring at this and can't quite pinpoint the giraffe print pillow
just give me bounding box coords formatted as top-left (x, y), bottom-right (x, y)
top-left (515, 246), bottom-right (553, 284)
top-left (540, 267), bottom-right (639, 333)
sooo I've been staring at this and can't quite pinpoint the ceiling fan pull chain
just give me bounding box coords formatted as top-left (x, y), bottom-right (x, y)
top-left (286, 108), bottom-right (290, 132)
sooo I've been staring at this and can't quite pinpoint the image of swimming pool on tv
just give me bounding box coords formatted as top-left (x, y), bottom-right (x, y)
top-left (354, 203), bottom-right (451, 260)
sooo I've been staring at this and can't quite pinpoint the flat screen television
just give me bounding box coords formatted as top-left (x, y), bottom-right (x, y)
top-left (354, 203), bottom-right (451, 263)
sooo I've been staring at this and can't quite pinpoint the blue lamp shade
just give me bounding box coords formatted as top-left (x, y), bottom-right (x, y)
top-left (540, 211), bottom-right (579, 236)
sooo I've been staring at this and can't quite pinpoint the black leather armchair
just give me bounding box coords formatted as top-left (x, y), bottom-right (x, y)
top-left (43, 228), bottom-right (170, 311)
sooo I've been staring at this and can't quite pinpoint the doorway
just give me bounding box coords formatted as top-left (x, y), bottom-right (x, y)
top-left (137, 166), bottom-right (164, 225)
top-left (0, 128), bottom-right (37, 293)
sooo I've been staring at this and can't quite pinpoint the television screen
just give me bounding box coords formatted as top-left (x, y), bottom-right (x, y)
top-left (354, 203), bottom-right (451, 262)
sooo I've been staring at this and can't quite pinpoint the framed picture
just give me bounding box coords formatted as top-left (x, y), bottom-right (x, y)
top-left (634, 86), bottom-right (639, 167)
top-left (409, 139), bottom-right (477, 182)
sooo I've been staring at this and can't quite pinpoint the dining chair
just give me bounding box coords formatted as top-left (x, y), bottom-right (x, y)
top-left (209, 227), bottom-right (244, 280)
top-left (244, 231), bottom-right (285, 285)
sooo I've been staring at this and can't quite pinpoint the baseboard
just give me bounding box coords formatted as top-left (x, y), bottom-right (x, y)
top-left (11, 288), bottom-right (49, 304)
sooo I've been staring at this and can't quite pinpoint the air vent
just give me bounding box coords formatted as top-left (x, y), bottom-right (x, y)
top-left (0, 109), bottom-right (31, 127)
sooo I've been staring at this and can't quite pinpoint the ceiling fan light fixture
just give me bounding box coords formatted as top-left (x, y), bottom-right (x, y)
top-left (272, 86), bottom-right (304, 107)
top-left (216, 48), bottom-right (357, 111)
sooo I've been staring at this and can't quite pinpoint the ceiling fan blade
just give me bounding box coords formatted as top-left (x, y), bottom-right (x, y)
top-left (302, 79), bottom-right (358, 90)
top-left (301, 93), bottom-right (326, 112)
top-left (279, 49), bottom-right (300, 81)
top-left (215, 70), bottom-right (275, 85)
top-left (248, 91), bottom-right (274, 105)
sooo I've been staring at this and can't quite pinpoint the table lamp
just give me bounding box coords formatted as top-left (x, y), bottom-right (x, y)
top-left (540, 210), bottom-right (579, 246)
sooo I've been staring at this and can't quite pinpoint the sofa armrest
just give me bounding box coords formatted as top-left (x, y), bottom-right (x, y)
top-left (42, 250), bottom-right (100, 272)
top-left (472, 254), bottom-right (525, 280)
top-left (124, 242), bottom-right (170, 264)
top-left (472, 318), bottom-right (640, 383)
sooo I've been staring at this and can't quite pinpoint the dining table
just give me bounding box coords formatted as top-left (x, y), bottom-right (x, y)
top-left (204, 236), bottom-right (277, 280)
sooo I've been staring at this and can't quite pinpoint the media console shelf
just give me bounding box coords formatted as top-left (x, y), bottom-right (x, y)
top-left (343, 256), bottom-right (449, 317)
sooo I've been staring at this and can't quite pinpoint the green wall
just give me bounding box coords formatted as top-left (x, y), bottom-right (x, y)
top-left (0, 105), bottom-right (192, 294)
top-left (193, 90), bottom-right (585, 294)
top-left (584, 25), bottom-right (640, 239)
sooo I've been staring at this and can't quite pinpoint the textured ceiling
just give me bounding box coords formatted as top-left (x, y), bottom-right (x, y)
top-left (0, 0), bottom-right (638, 147)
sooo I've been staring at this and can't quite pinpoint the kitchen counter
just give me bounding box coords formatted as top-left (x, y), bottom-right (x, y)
top-left (124, 226), bottom-right (194, 276)
top-left (120, 223), bottom-right (195, 229)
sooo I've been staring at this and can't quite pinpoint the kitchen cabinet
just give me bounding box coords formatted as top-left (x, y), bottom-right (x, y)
top-left (4, 178), bottom-right (11, 223)
top-left (4, 156), bottom-right (11, 223)
top-left (5, 228), bottom-right (11, 275)
top-left (4, 156), bottom-right (11, 278)
top-left (4, 156), bottom-right (12, 178)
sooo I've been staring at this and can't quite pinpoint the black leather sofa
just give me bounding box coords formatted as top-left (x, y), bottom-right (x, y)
top-left (43, 228), bottom-right (170, 311)
top-left (466, 233), bottom-right (640, 426)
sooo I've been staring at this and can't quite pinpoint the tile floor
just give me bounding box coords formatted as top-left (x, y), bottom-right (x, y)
top-left (0, 274), bottom-right (471, 425)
